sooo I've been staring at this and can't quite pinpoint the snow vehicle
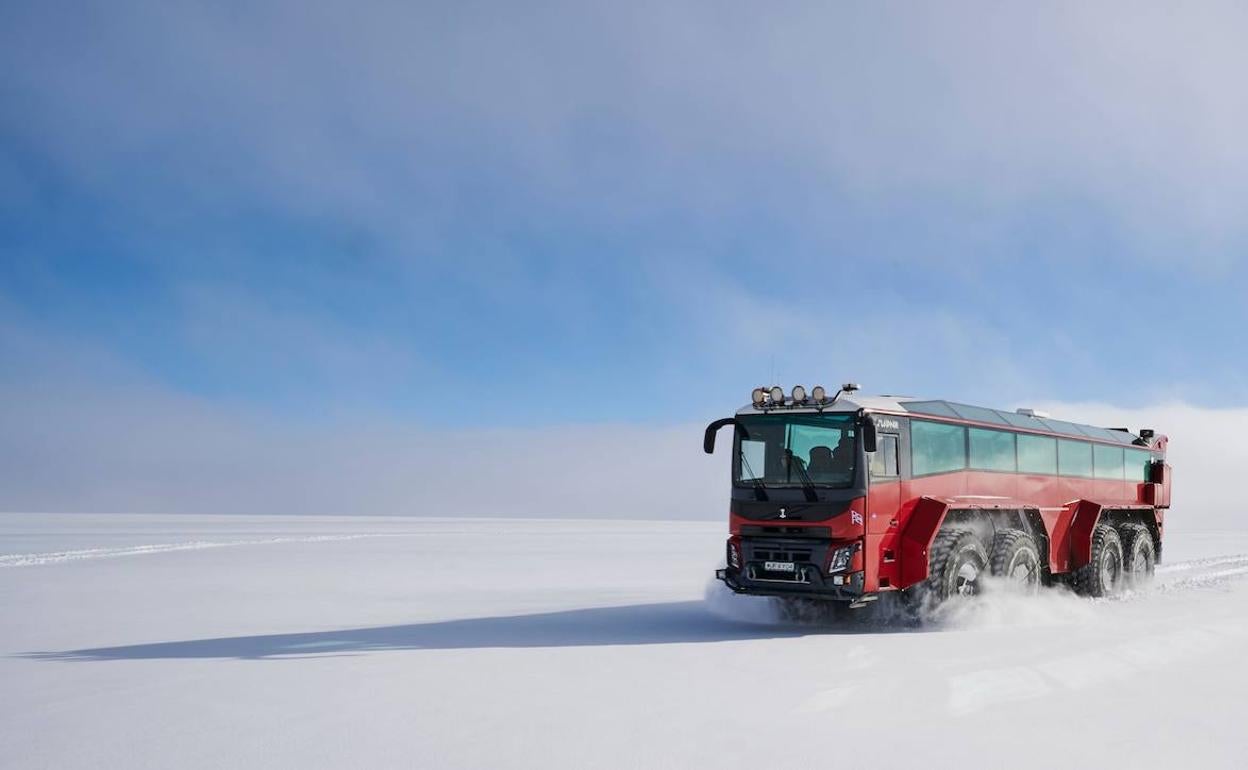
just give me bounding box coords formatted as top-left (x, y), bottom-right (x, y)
top-left (705, 385), bottom-right (1171, 607)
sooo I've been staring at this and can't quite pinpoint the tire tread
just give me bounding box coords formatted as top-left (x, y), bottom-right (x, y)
top-left (1074, 523), bottom-right (1123, 597)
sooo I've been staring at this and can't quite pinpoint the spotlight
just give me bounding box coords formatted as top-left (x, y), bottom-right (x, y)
top-left (769, 386), bottom-right (784, 403)
top-left (811, 385), bottom-right (827, 403)
top-left (751, 387), bottom-right (766, 407)
top-left (791, 385), bottom-right (807, 403)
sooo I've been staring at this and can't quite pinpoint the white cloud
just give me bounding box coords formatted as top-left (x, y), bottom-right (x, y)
top-left (0, 320), bottom-right (727, 518)
top-left (0, 328), bottom-right (1237, 531)
top-left (4, 2), bottom-right (1248, 258)
top-left (1035, 401), bottom-right (1244, 534)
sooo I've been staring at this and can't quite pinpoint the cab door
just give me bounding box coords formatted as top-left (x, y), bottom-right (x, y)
top-left (865, 431), bottom-right (902, 590)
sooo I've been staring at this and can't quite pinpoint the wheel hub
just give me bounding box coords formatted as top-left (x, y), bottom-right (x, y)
top-left (955, 561), bottom-right (980, 595)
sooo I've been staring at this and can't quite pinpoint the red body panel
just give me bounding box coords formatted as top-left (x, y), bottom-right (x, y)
top-left (895, 497), bottom-right (949, 590)
top-left (868, 468), bottom-right (1159, 588)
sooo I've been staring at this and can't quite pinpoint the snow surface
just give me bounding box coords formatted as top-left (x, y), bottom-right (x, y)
top-left (4, 513), bottom-right (1248, 769)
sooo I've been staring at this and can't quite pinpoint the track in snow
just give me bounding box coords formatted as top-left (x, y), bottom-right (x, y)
top-left (1155, 553), bottom-right (1248, 590)
top-left (0, 534), bottom-right (400, 568)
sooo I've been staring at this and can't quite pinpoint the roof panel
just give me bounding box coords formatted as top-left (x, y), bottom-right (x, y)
top-left (1039, 419), bottom-right (1089, 437)
top-left (1001, 411), bottom-right (1046, 429)
top-left (947, 403), bottom-right (1009, 425)
top-left (751, 393), bottom-right (1144, 444)
top-left (1080, 425), bottom-right (1125, 442)
top-left (1108, 429), bottom-right (1140, 445)
top-left (900, 400), bottom-right (960, 418)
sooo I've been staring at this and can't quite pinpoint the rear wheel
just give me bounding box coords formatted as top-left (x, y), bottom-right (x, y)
top-left (1074, 524), bottom-right (1124, 597)
top-left (1120, 523), bottom-right (1156, 588)
top-left (923, 529), bottom-right (989, 604)
top-left (989, 529), bottom-right (1042, 591)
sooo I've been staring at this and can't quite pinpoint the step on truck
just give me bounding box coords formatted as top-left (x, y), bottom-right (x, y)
top-left (705, 384), bottom-right (1171, 608)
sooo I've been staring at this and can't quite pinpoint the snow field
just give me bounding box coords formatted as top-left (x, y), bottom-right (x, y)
top-left (2, 515), bottom-right (1247, 769)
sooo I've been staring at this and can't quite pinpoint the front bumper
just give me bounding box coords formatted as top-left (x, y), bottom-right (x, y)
top-left (716, 566), bottom-right (865, 601)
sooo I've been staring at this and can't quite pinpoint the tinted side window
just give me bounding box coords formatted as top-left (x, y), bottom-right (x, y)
top-left (869, 434), bottom-right (900, 477)
top-left (911, 420), bottom-right (967, 476)
top-left (969, 428), bottom-right (1016, 472)
top-left (1058, 439), bottom-right (1093, 478)
top-left (1125, 448), bottom-right (1152, 481)
top-left (1093, 444), bottom-right (1124, 479)
top-left (1017, 434), bottom-right (1057, 474)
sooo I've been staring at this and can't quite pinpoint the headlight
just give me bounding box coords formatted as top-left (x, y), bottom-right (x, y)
top-left (828, 543), bottom-right (858, 573)
top-left (727, 540), bottom-right (742, 569)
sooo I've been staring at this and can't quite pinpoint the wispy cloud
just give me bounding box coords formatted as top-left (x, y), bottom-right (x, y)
top-left (5, 2), bottom-right (1248, 256)
top-left (0, 319), bottom-right (1231, 527)
top-left (0, 318), bottom-right (724, 517)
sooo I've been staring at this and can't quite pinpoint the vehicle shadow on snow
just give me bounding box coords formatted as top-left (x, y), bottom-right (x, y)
top-left (25, 600), bottom-right (920, 662)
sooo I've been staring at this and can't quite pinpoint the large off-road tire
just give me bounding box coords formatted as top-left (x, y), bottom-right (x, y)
top-left (1119, 523), bottom-right (1156, 588)
top-left (989, 529), bottom-right (1043, 590)
top-left (922, 529), bottom-right (989, 605)
top-left (1074, 523), bottom-right (1124, 597)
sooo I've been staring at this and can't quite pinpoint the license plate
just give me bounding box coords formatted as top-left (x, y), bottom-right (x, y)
top-left (764, 561), bottom-right (795, 573)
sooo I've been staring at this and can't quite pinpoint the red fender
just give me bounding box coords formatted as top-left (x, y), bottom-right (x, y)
top-left (1066, 499), bottom-right (1104, 570)
top-left (897, 497), bottom-right (952, 589)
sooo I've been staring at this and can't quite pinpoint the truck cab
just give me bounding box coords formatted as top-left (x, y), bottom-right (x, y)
top-left (705, 384), bottom-right (880, 604)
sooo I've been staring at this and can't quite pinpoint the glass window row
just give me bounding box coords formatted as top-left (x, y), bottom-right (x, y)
top-left (911, 420), bottom-right (1153, 480)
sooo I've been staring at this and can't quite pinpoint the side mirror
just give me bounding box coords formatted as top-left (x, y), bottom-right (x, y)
top-left (703, 418), bottom-right (736, 454)
top-left (862, 417), bottom-right (878, 454)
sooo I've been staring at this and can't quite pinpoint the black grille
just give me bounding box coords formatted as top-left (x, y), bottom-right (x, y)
top-left (748, 547), bottom-right (813, 562)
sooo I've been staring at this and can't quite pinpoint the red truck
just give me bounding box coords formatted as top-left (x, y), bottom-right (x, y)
top-left (706, 384), bottom-right (1171, 608)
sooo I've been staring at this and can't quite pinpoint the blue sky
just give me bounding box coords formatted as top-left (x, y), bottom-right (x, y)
top-left (3, 2), bottom-right (1248, 514)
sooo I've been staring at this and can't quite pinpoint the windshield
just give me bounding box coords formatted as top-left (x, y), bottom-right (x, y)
top-left (733, 414), bottom-right (857, 488)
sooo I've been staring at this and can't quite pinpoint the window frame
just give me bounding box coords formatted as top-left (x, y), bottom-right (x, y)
top-left (869, 433), bottom-right (901, 478)
top-left (1124, 448), bottom-right (1153, 482)
top-left (909, 419), bottom-right (968, 477)
top-left (1093, 443), bottom-right (1125, 480)
top-left (1057, 438), bottom-right (1094, 478)
top-left (1016, 433), bottom-right (1058, 475)
top-left (968, 427), bottom-right (1018, 473)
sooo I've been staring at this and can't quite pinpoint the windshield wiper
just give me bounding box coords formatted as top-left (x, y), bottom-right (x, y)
top-left (785, 449), bottom-right (818, 502)
top-left (738, 453), bottom-right (769, 501)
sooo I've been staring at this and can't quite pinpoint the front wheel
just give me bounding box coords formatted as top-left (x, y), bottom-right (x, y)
top-left (923, 529), bottom-right (989, 604)
top-left (1074, 524), bottom-right (1124, 597)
